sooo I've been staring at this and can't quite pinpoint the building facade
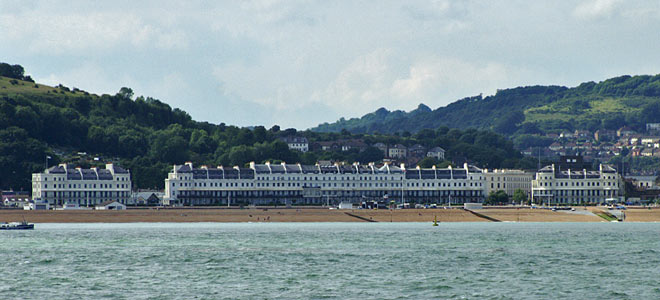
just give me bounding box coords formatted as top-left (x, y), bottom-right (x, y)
top-left (163, 162), bottom-right (485, 206)
top-left (531, 164), bottom-right (620, 204)
top-left (426, 147), bottom-right (446, 161)
top-left (627, 175), bottom-right (658, 190)
top-left (483, 169), bottom-right (533, 201)
top-left (281, 136), bottom-right (309, 152)
top-left (2, 190), bottom-right (31, 207)
top-left (646, 123), bottom-right (660, 132)
top-left (388, 144), bottom-right (407, 158)
top-left (31, 163), bottom-right (132, 206)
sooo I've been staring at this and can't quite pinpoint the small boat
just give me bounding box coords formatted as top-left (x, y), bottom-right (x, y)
top-left (432, 215), bottom-right (439, 226)
top-left (0, 220), bottom-right (34, 230)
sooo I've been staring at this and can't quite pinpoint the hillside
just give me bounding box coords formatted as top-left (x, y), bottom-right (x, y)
top-left (1, 63), bottom-right (530, 191)
top-left (312, 75), bottom-right (660, 136)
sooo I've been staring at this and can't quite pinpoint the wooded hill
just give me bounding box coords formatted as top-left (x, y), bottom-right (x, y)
top-left (312, 75), bottom-right (660, 137)
top-left (0, 63), bottom-right (531, 191)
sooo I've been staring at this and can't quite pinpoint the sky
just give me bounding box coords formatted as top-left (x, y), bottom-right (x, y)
top-left (2, 0), bottom-right (660, 129)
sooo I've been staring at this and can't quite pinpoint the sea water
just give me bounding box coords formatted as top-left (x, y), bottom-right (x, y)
top-left (1, 222), bottom-right (659, 299)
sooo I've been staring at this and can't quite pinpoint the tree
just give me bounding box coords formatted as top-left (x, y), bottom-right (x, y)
top-left (117, 87), bottom-right (134, 100)
top-left (620, 147), bottom-right (630, 157)
top-left (417, 156), bottom-right (439, 168)
top-left (0, 127), bottom-right (46, 189)
top-left (283, 128), bottom-right (298, 136)
top-left (356, 146), bottom-right (384, 164)
top-left (485, 190), bottom-right (508, 205)
top-left (253, 126), bottom-right (268, 143)
top-left (0, 63), bottom-right (25, 80)
top-left (228, 145), bottom-right (254, 166)
top-left (189, 129), bottom-right (216, 154)
top-left (512, 189), bottom-right (528, 205)
top-left (513, 134), bottom-right (554, 149)
top-left (151, 134), bottom-right (188, 163)
top-left (518, 122), bottom-right (542, 135)
top-left (436, 160), bottom-right (452, 168)
top-left (118, 132), bottom-right (146, 157)
top-left (493, 111), bottom-right (525, 134)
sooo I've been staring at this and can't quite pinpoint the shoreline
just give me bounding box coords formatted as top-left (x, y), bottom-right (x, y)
top-left (2, 207), bottom-right (659, 223)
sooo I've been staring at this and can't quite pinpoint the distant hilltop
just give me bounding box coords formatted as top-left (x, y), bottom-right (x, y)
top-left (312, 74), bottom-right (660, 137)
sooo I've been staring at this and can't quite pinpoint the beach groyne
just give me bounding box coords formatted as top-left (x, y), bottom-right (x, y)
top-left (463, 209), bottom-right (501, 222)
top-left (344, 212), bottom-right (378, 222)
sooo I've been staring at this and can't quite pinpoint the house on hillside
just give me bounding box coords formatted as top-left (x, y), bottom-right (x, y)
top-left (594, 129), bottom-right (616, 142)
top-left (560, 131), bottom-right (574, 139)
top-left (617, 126), bottom-right (635, 137)
top-left (629, 135), bottom-right (644, 145)
top-left (549, 142), bottom-right (562, 151)
top-left (600, 143), bottom-right (614, 151)
top-left (574, 130), bottom-right (591, 138)
top-left (408, 144), bottom-right (426, 156)
top-left (280, 136), bottom-right (309, 152)
top-left (427, 147), bottom-right (446, 160)
top-left (580, 142), bottom-right (593, 150)
top-left (373, 143), bottom-right (388, 155)
top-left (388, 144), bottom-right (407, 159)
top-left (340, 139), bottom-right (368, 152)
top-left (628, 175), bottom-right (658, 190)
top-left (641, 148), bottom-right (654, 157)
top-left (318, 141), bottom-right (340, 151)
top-left (641, 137), bottom-right (660, 147)
top-left (646, 123), bottom-right (660, 132)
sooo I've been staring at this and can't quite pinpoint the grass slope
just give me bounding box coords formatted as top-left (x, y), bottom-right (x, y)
top-left (0, 76), bottom-right (92, 98)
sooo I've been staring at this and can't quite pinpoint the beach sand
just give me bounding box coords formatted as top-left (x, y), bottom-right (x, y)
top-left (0, 207), bottom-right (644, 223)
top-left (610, 208), bottom-right (660, 222)
top-left (477, 208), bottom-right (603, 222)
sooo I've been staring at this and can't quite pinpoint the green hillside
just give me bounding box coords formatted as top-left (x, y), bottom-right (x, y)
top-left (1, 63), bottom-right (530, 191)
top-left (313, 75), bottom-right (660, 136)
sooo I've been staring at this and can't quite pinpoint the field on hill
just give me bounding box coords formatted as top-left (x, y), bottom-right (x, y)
top-left (313, 75), bottom-right (660, 136)
top-left (0, 76), bottom-right (89, 98)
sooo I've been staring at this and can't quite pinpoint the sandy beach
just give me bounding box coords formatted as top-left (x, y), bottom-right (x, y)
top-left (608, 208), bottom-right (660, 222)
top-left (3, 207), bottom-right (658, 223)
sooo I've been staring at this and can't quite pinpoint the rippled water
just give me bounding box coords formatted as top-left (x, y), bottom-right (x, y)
top-left (2, 222), bottom-right (659, 299)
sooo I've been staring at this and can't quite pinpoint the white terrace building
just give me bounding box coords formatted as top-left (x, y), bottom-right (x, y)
top-left (31, 163), bottom-right (132, 207)
top-left (483, 169), bottom-right (534, 201)
top-left (531, 164), bottom-right (620, 205)
top-left (164, 162), bottom-right (485, 206)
